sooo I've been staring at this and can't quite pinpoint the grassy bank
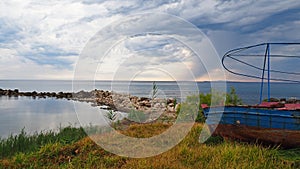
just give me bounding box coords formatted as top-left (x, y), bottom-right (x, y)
top-left (0, 126), bottom-right (87, 158)
top-left (0, 123), bottom-right (299, 168)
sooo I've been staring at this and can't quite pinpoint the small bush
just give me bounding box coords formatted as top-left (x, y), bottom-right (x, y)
top-left (127, 109), bottom-right (148, 123)
top-left (105, 110), bottom-right (117, 122)
top-left (226, 87), bottom-right (242, 105)
top-left (176, 87), bottom-right (243, 123)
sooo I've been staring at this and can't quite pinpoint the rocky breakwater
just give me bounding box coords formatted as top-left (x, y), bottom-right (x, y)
top-left (0, 88), bottom-right (179, 120)
top-left (0, 88), bottom-right (72, 99)
top-left (111, 92), bottom-right (178, 121)
top-left (74, 90), bottom-right (179, 120)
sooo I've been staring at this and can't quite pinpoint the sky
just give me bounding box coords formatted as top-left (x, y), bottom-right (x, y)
top-left (0, 0), bottom-right (300, 81)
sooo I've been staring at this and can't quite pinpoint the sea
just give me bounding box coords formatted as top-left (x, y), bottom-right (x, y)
top-left (0, 80), bottom-right (299, 138)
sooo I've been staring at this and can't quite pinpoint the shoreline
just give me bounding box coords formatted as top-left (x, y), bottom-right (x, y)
top-left (0, 88), bottom-right (179, 120)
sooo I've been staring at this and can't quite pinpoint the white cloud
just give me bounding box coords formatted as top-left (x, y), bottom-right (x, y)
top-left (0, 0), bottom-right (299, 81)
top-left (0, 48), bottom-right (73, 79)
top-left (93, 36), bottom-right (200, 81)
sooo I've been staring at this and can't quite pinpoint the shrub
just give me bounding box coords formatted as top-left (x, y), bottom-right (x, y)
top-left (127, 109), bottom-right (148, 123)
top-left (176, 87), bottom-right (243, 123)
top-left (226, 87), bottom-right (242, 106)
top-left (105, 110), bottom-right (117, 122)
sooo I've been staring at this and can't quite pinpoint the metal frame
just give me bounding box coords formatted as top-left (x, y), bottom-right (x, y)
top-left (222, 43), bottom-right (300, 103)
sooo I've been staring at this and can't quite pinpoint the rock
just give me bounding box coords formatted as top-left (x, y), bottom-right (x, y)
top-left (50, 92), bottom-right (56, 97)
top-left (0, 90), bottom-right (4, 96)
top-left (5, 90), bottom-right (12, 96)
top-left (99, 105), bottom-right (110, 109)
top-left (168, 103), bottom-right (175, 107)
top-left (167, 98), bottom-right (175, 104)
top-left (138, 100), bottom-right (151, 107)
top-left (280, 98), bottom-right (286, 103)
top-left (138, 97), bottom-right (149, 102)
top-left (167, 106), bottom-right (174, 112)
top-left (32, 91), bottom-right (37, 96)
top-left (22, 92), bottom-right (32, 97)
top-left (152, 102), bottom-right (166, 112)
top-left (287, 98), bottom-right (297, 104)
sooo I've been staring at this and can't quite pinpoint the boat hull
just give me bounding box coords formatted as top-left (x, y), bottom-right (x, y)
top-left (203, 106), bottom-right (300, 148)
top-left (208, 124), bottom-right (300, 148)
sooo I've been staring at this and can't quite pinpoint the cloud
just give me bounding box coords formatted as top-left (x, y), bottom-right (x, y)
top-left (0, 19), bottom-right (22, 44)
top-left (0, 48), bottom-right (73, 79)
top-left (0, 0), bottom-right (299, 81)
top-left (73, 13), bottom-right (225, 82)
top-left (92, 35), bottom-right (201, 81)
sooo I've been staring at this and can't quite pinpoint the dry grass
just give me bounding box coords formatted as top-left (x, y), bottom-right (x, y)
top-left (0, 123), bottom-right (299, 169)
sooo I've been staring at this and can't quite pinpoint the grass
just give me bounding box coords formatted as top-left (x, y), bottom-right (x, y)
top-left (0, 123), bottom-right (299, 168)
top-left (0, 126), bottom-right (87, 159)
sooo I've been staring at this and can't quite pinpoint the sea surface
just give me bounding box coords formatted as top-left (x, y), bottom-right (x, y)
top-left (0, 80), bottom-right (299, 138)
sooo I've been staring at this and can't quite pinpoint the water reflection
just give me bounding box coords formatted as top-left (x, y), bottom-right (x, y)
top-left (0, 96), bottom-right (113, 138)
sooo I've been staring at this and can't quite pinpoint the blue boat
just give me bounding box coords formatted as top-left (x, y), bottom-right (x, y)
top-left (203, 43), bottom-right (300, 148)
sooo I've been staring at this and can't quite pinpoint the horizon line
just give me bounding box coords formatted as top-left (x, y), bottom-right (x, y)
top-left (0, 79), bottom-right (296, 83)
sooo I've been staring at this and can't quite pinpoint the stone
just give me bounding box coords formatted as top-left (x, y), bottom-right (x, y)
top-left (167, 98), bottom-right (175, 104)
top-left (168, 103), bottom-right (175, 107)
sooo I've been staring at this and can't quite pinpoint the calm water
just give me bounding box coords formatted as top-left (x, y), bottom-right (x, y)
top-left (0, 80), bottom-right (299, 137)
top-left (0, 96), bottom-right (122, 138)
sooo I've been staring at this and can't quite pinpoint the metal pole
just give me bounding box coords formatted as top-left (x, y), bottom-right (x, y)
top-left (259, 44), bottom-right (268, 103)
top-left (267, 44), bottom-right (270, 102)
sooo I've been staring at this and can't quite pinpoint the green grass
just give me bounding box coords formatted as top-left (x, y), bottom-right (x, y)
top-left (0, 126), bottom-right (87, 159)
top-left (1, 123), bottom-right (299, 168)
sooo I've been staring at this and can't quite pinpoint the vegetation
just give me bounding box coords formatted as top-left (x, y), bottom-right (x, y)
top-left (226, 87), bottom-right (243, 105)
top-left (127, 109), bottom-right (147, 123)
top-left (0, 126), bottom-right (86, 159)
top-left (176, 86), bottom-right (243, 123)
top-left (1, 123), bottom-right (299, 168)
top-left (126, 81), bottom-right (159, 124)
top-left (105, 110), bottom-right (117, 122)
top-left (199, 86), bottom-right (242, 106)
top-left (151, 81), bottom-right (158, 101)
top-left (105, 110), bottom-right (122, 129)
